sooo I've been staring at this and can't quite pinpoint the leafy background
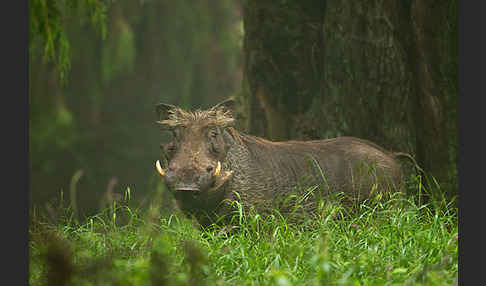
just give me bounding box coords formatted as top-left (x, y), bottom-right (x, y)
top-left (29, 0), bottom-right (243, 217)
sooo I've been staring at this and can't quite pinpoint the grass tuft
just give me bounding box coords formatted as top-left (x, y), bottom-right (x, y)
top-left (30, 182), bottom-right (457, 285)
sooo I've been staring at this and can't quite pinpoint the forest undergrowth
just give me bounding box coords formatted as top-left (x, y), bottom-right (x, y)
top-left (29, 176), bottom-right (458, 286)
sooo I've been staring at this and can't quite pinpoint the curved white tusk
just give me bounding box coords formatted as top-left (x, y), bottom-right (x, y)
top-left (212, 161), bottom-right (221, 177)
top-left (155, 160), bottom-right (165, 176)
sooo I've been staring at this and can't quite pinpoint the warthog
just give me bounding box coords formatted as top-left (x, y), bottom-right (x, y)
top-left (155, 99), bottom-right (411, 225)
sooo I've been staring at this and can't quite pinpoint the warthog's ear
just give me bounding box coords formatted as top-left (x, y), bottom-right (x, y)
top-left (213, 98), bottom-right (235, 116)
top-left (155, 103), bottom-right (177, 124)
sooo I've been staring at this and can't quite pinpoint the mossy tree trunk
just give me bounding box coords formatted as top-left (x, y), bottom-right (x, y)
top-left (384, 0), bottom-right (457, 194)
top-left (240, 0), bottom-right (325, 141)
top-left (239, 0), bottom-right (457, 196)
top-left (409, 1), bottom-right (455, 193)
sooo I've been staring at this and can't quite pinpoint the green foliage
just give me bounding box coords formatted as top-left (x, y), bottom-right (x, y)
top-left (30, 186), bottom-right (457, 285)
top-left (29, 0), bottom-right (109, 83)
top-left (29, 1), bottom-right (243, 215)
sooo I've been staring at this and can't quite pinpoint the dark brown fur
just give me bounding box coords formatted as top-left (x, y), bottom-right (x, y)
top-left (156, 99), bottom-right (406, 225)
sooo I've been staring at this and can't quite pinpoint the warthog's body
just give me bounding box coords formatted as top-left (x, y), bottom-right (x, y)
top-left (155, 99), bottom-right (406, 225)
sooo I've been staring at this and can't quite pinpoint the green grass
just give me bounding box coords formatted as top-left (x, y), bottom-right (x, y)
top-left (29, 190), bottom-right (458, 286)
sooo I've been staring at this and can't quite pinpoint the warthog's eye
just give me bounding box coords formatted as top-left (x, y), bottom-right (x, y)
top-left (209, 128), bottom-right (218, 138)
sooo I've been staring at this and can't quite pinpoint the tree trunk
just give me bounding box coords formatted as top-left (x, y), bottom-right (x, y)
top-left (239, 0), bottom-right (325, 141)
top-left (239, 0), bottom-right (457, 196)
top-left (412, 1), bottom-right (452, 191)
top-left (387, 0), bottom-right (453, 193)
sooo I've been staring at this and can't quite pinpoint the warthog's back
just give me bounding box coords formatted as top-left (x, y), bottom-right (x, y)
top-left (223, 134), bottom-right (403, 211)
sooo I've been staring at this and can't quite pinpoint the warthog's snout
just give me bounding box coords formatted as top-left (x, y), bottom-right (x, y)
top-left (155, 160), bottom-right (223, 193)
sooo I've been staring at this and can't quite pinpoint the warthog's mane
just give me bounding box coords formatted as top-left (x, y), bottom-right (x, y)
top-left (160, 106), bottom-right (235, 128)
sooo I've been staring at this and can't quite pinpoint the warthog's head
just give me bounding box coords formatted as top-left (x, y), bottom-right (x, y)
top-left (155, 99), bottom-right (236, 213)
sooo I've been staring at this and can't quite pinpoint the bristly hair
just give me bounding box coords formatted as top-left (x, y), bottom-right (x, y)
top-left (159, 106), bottom-right (235, 128)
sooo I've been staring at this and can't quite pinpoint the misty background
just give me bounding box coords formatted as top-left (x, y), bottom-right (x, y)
top-left (29, 0), bottom-right (457, 219)
top-left (30, 1), bottom-right (243, 218)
